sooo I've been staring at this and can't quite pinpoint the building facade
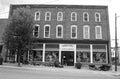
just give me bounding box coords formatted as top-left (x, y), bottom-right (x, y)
top-left (0, 19), bottom-right (7, 60)
top-left (8, 4), bottom-right (111, 66)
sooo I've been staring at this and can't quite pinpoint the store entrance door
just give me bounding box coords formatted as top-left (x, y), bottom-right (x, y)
top-left (61, 51), bottom-right (74, 66)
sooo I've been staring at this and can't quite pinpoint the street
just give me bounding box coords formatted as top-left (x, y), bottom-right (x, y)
top-left (0, 67), bottom-right (119, 79)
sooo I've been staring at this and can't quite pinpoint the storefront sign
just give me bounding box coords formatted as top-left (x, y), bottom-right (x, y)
top-left (60, 44), bottom-right (76, 51)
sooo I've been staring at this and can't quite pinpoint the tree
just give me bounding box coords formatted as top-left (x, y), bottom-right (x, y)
top-left (3, 6), bottom-right (34, 66)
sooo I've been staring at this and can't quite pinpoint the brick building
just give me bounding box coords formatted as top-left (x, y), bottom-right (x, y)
top-left (6, 4), bottom-right (111, 66)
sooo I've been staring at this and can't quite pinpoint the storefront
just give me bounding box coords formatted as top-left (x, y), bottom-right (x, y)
top-left (29, 43), bottom-right (108, 66)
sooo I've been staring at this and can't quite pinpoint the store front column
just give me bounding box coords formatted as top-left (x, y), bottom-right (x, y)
top-left (90, 44), bottom-right (93, 63)
top-left (42, 43), bottom-right (45, 62)
top-left (59, 48), bottom-right (61, 63)
top-left (74, 50), bottom-right (76, 64)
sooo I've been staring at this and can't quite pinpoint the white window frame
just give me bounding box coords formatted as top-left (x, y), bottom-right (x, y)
top-left (71, 12), bottom-right (77, 21)
top-left (34, 11), bottom-right (40, 21)
top-left (33, 24), bottom-right (40, 38)
top-left (95, 12), bottom-right (101, 22)
top-left (57, 12), bottom-right (63, 21)
top-left (71, 25), bottom-right (77, 39)
top-left (44, 24), bottom-right (50, 38)
top-left (83, 25), bottom-right (90, 39)
top-left (95, 26), bottom-right (102, 39)
top-left (83, 12), bottom-right (89, 22)
top-left (45, 12), bottom-right (51, 21)
top-left (56, 25), bottom-right (63, 38)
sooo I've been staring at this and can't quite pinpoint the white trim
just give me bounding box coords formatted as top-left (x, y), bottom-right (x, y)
top-left (34, 11), bottom-right (40, 21)
top-left (57, 12), bottom-right (63, 21)
top-left (83, 25), bottom-right (90, 39)
top-left (71, 12), bottom-right (77, 21)
top-left (44, 24), bottom-right (50, 38)
top-left (90, 44), bottom-right (93, 63)
top-left (33, 24), bottom-right (40, 38)
top-left (106, 45), bottom-right (108, 63)
top-left (71, 25), bottom-right (77, 39)
top-left (56, 25), bottom-right (63, 38)
top-left (42, 43), bottom-right (45, 62)
top-left (95, 12), bottom-right (101, 22)
top-left (95, 26), bottom-right (102, 39)
top-left (83, 12), bottom-right (89, 22)
top-left (45, 11), bottom-right (51, 21)
top-left (59, 44), bottom-right (61, 63)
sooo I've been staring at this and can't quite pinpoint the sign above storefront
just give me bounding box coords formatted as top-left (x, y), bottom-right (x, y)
top-left (60, 44), bottom-right (76, 51)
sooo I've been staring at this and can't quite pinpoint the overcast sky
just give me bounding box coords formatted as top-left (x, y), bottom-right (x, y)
top-left (0, 0), bottom-right (120, 47)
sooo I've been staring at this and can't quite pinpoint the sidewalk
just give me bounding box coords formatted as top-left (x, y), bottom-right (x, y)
top-left (0, 63), bottom-right (120, 77)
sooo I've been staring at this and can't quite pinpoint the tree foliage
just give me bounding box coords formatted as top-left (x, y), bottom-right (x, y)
top-left (3, 7), bottom-right (34, 65)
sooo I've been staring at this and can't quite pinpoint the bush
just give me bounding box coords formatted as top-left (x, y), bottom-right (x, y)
top-left (75, 62), bottom-right (82, 69)
top-left (54, 60), bottom-right (63, 68)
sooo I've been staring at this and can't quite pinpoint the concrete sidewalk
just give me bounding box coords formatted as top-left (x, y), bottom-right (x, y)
top-left (0, 63), bottom-right (120, 77)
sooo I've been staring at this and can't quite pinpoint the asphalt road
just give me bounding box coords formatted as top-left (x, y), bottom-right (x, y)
top-left (0, 67), bottom-right (119, 79)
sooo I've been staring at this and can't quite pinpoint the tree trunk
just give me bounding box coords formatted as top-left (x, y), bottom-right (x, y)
top-left (18, 50), bottom-right (21, 67)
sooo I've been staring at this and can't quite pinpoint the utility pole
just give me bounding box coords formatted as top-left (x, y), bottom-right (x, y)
top-left (115, 13), bottom-right (118, 71)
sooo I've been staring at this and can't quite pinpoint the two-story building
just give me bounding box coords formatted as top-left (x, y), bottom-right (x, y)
top-left (7, 4), bottom-right (111, 66)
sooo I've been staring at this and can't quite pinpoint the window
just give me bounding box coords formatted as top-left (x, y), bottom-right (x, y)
top-left (45, 12), bottom-right (51, 21)
top-left (57, 12), bottom-right (63, 21)
top-left (83, 12), bottom-right (89, 22)
top-left (93, 44), bottom-right (107, 63)
top-left (95, 26), bottom-right (102, 39)
top-left (56, 25), bottom-right (63, 38)
top-left (44, 25), bottom-right (50, 38)
top-left (33, 24), bottom-right (40, 38)
top-left (71, 25), bottom-right (77, 38)
top-left (34, 11), bottom-right (40, 21)
top-left (83, 25), bottom-right (90, 39)
top-left (95, 12), bottom-right (101, 22)
top-left (76, 44), bottom-right (90, 63)
top-left (71, 12), bottom-right (77, 21)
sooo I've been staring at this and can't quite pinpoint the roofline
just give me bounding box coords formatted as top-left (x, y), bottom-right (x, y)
top-left (10, 4), bottom-right (108, 9)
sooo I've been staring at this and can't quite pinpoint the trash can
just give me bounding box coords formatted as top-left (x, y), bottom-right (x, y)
top-left (0, 57), bottom-right (3, 65)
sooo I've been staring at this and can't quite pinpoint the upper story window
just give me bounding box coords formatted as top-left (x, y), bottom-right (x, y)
top-left (95, 26), bottom-right (102, 39)
top-left (44, 24), bottom-right (50, 38)
top-left (56, 25), bottom-right (63, 38)
top-left (71, 25), bottom-right (77, 39)
top-left (33, 24), bottom-right (40, 38)
top-left (45, 12), bottom-right (51, 21)
top-left (95, 12), bottom-right (101, 22)
top-left (34, 11), bottom-right (40, 21)
top-left (83, 25), bottom-right (90, 39)
top-left (83, 12), bottom-right (89, 22)
top-left (57, 12), bottom-right (63, 21)
top-left (71, 12), bottom-right (77, 21)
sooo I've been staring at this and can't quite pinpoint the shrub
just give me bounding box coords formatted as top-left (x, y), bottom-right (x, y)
top-left (75, 62), bottom-right (82, 69)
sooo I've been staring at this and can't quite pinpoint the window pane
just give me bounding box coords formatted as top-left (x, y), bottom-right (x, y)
top-left (76, 51), bottom-right (90, 62)
top-left (57, 12), bottom-right (63, 21)
top-left (45, 12), bottom-right (51, 21)
top-left (72, 26), bottom-right (77, 38)
top-left (93, 52), bottom-right (106, 63)
top-left (45, 26), bottom-right (50, 37)
top-left (84, 26), bottom-right (89, 39)
top-left (45, 51), bottom-right (59, 62)
top-left (96, 26), bottom-right (102, 39)
top-left (58, 27), bottom-right (62, 36)
top-left (35, 26), bottom-right (38, 31)
top-left (29, 50), bottom-right (43, 61)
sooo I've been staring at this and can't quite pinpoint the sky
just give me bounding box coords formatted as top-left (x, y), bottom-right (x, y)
top-left (0, 0), bottom-right (120, 47)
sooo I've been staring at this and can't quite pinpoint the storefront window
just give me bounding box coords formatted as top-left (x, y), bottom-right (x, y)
top-left (29, 50), bottom-right (42, 61)
top-left (45, 51), bottom-right (59, 62)
top-left (76, 51), bottom-right (90, 62)
top-left (93, 44), bottom-right (107, 63)
top-left (93, 52), bottom-right (106, 63)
